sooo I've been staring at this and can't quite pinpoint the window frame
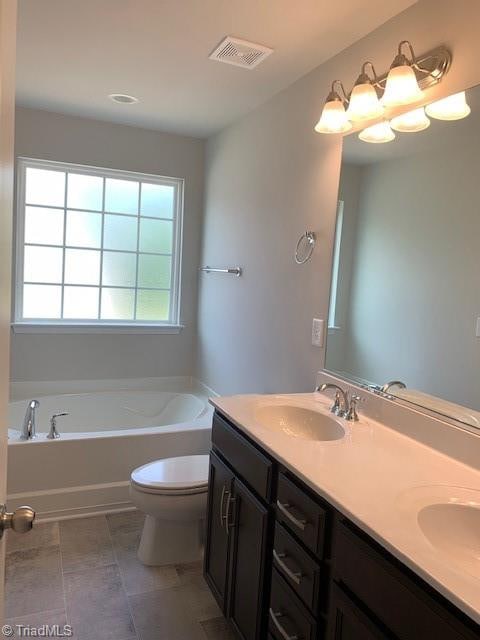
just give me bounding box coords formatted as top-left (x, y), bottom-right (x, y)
top-left (328, 199), bottom-right (344, 331)
top-left (13, 157), bottom-right (184, 334)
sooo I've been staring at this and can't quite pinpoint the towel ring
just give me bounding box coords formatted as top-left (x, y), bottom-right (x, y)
top-left (295, 231), bottom-right (316, 264)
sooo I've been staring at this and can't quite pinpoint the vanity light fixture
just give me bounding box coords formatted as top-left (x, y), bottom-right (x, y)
top-left (314, 41), bottom-right (451, 137)
top-left (346, 62), bottom-right (384, 121)
top-left (358, 121), bottom-right (396, 144)
top-left (390, 107), bottom-right (430, 132)
top-left (382, 41), bottom-right (423, 107)
top-left (314, 80), bottom-right (352, 134)
top-left (425, 91), bottom-right (471, 121)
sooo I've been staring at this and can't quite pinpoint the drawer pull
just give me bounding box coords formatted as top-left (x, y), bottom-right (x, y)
top-left (276, 500), bottom-right (307, 531)
top-left (273, 549), bottom-right (302, 585)
top-left (269, 608), bottom-right (299, 640)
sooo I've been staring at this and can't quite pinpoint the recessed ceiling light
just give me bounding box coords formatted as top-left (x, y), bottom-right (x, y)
top-left (108, 93), bottom-right (139, 104)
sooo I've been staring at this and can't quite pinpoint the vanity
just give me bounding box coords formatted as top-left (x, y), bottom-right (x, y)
top-left (203, 391), bottom-right (480, 640)
top-left (203, 80), bottom-right (480, 640)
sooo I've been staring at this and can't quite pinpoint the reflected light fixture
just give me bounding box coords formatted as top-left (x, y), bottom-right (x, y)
top-left (346, 62), bottom-right (384, 122)
top-left (359, 121), bottom-right (395, 144)
top-left (382, 41), bottom-right (423, 108)
top-left (425, 91), bottom-right (471, 120)
top-left (390, 107), bottom-right (430, 132)
top-left (109, 93), bottom-right (139, 104)
top-left (314, 80), bottom-right (352, 134)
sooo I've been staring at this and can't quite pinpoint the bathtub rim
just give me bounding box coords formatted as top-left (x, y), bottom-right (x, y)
top-left (8, 375), bottom-right (217, 442)
top-left (10, 374), bottom-right (218, 402)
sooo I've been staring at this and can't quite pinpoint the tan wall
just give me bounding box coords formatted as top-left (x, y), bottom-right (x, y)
top-left (196, 0), bottom-right (480, 395)
top-left (11, 108), bottom-right (204, 382)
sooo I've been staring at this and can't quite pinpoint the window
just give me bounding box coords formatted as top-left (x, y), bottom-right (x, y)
top-left (14, 159), bottom-right (184, 331)
top-left (328, 200), bottom-right (344, 329)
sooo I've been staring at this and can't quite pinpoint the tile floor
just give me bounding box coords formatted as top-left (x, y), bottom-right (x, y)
top-left (5, 510), bottom-right (236, 640)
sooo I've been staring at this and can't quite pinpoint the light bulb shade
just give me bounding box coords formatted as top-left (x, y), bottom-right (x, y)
top-left (346, 83), bottom-right (384, 121)
top-left (359, 121), bottom-right (395, 144)
top-left (314, 99), bottom-right (352, 134)
top-left (425, 91), bottom-right (471, 121)
top-left (390, 107), bottom-right (430, 132)
top-left (382, 65), bottom-right (422, 107)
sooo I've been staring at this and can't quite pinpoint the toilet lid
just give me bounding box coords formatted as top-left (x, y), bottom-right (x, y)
top-left (131, 455), bottom-right (209, 491)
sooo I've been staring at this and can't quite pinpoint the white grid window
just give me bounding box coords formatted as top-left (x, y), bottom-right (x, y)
top-left (15, 158), bottom-right (184, 328)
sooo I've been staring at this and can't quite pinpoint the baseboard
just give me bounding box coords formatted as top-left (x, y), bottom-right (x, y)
top-left (7, 481), bottom-right (134, 522)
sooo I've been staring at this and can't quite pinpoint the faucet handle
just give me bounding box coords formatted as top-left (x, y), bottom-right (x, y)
top-left (345, 394), bottom-right (362, 422)
top-left (47, 412), bottom-right (68, 439)
top-left (331, 390), bottom-right (345, 417)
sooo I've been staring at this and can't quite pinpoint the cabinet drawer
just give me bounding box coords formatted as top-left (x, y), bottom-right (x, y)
top-left (212, 412), bottom-right (273, 501)
top-left (273, 522), bottom-right (321, 613)
top-left (334, 519), bottom-right (478, 640)
top-left (276, 473), bottom-right (327, 556)
top-left (269, 569), bottom-right (317, 640)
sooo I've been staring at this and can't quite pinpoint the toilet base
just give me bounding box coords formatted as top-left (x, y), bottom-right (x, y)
top-left (137, 515), bottom-right (204, 566)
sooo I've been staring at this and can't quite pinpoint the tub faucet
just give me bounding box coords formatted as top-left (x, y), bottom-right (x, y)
top-left (315, 383), bottom-right (349, 418)
top-left (47, 412), bottom-right (68, 439)
top-left (21, 399), bottom-right (39, 440)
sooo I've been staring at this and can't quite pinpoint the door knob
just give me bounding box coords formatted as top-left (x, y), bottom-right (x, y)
top-left (0, 504), bottom-right (35, 538)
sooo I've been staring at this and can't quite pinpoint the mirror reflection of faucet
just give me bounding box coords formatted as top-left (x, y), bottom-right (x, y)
top-left (381, 380), bottom-right (407, 393)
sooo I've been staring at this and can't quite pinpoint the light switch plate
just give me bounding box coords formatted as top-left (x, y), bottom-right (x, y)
top-left (476, 317), bottom-right (480, 337)
top-left (312, 318), bottom-right (325, 347)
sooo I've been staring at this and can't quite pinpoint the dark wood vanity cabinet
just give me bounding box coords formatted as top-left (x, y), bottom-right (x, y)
top-left (205, 411), bottom-right (480, 640)
top-left (203, 451), bottom-right (233, 607)
top-left (204, 413), bottom-right (274, 640)
top-left (328, 583), bottom-right (390, 640)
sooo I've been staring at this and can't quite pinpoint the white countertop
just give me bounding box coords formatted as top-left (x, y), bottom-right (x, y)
top-left (210, 392), bottom-right (480, 625)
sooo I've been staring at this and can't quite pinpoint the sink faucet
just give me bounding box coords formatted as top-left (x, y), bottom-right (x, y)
top-left (21, 399), bottom-right (39, 440)
top-left (315, 383), bottom-right (349, 418)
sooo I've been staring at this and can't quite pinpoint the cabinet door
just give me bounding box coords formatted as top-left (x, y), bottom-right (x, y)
top-left (204, 452), bottom-right (234, 612)
top-left (228, 477), bottom-right (270, 640)
top-left (329, 584), bottom-right (390, 640)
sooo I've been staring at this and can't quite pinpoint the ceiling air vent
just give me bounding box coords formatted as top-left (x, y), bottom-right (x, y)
top-left (209, 36), bottom-right (273, 69)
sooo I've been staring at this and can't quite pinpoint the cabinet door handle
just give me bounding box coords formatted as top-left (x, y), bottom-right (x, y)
top-left (273, 549), bottom-right (302, 585)
top-left (269, 608), bottom-right (298, 640)
top-left (220, 485), bottom-right (229, 530)
top-left (276, 500), bottom-right (307, 531)
top-left (225, 494), bottom-right (236, 531)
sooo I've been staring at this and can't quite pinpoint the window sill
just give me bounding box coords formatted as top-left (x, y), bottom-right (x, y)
top-left (11, 323), bottom-right (184, 335)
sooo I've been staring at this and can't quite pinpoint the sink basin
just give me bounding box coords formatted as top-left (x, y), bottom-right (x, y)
top-left (254, 405), bottom-right (345, 441)
top-left (397, 485), bottom-right (480, 580)
top-left (418, 502), bottom-right (480, 579)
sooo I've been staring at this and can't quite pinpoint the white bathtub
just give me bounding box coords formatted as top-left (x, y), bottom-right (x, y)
top-left (7, 377), bottom-right (214, 520)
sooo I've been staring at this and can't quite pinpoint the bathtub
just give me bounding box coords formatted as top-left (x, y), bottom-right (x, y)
top-left (7, 377), bottom-right (214, 520)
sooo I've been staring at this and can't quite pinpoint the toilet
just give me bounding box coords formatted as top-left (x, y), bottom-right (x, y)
top-left (129, 454), bottom-right (209, 566)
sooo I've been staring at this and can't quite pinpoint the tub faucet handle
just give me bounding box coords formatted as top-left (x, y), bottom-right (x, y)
top-left (47, 412), bottom-right (68, 439)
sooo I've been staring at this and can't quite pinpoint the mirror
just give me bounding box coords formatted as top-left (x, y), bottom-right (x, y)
top-left (325, 84), bottom-right (480, 430)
